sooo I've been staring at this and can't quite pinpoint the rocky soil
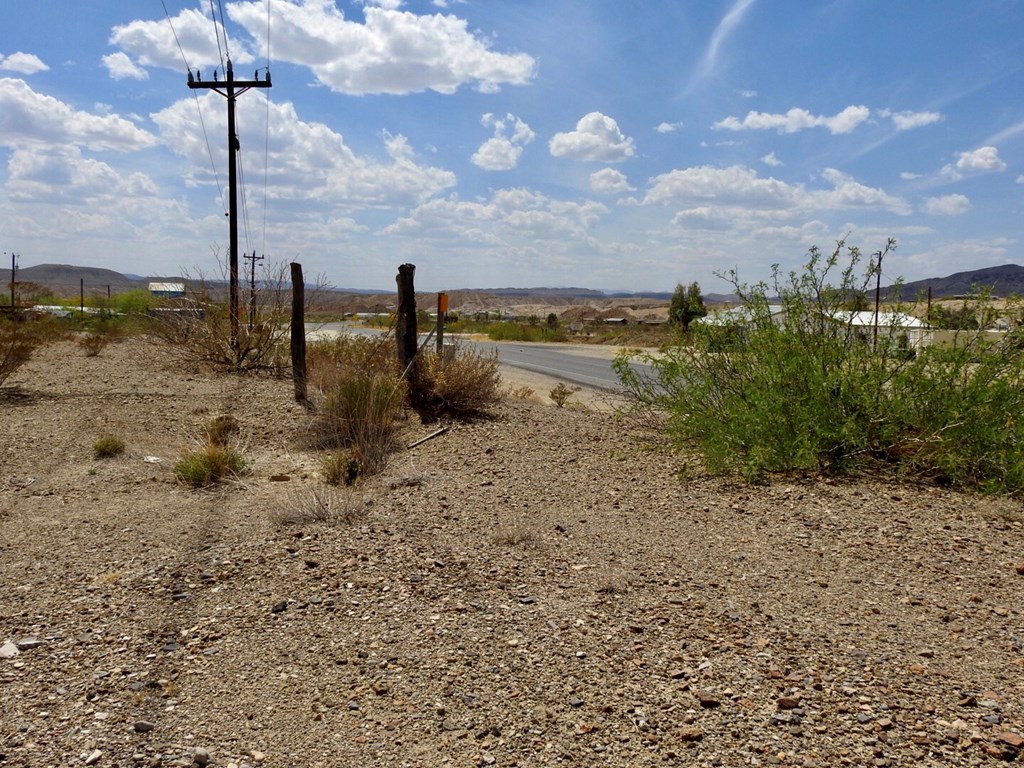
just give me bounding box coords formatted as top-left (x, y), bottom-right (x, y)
top-left (1, 338), bottom-right (1023, 768)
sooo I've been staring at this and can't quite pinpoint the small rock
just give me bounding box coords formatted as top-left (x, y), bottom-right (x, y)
top-left (441, 718), bottom-right (460, 732)
top-left (15, 637), bottom-right (41, 650)
top-left (270, 474), bottom-right (290, 482)
top-left (133, 720), bottom-right (156, 733)
top-left (917, 648), bottom-right (935, 658)
top-left (251, 751), bottom-right (266, 763)
top-left (777, 697), bottom-right (801, 710)
top-left (85, 749), bottom-right (102, 765)
top-left (518, 596), bottom-right (536, 605)
top-left (1015, 562), bottom-right (1024, 576)
top-left (569, 696), bottom-right (584, 708)
top-left (270, 600), bottom-right (288, 614)
top-left (998, 732), bottom-right (1024, 749)
top-left (0, 641), bottom-right (19, 659)
top-left (679, 726), bottom-right (704, 742)
top-left (192, 747), bottom-right (210, 766)
top-left (697, 693), bottom-right (721, 709)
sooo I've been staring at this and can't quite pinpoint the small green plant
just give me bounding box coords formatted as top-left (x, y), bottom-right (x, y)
top-left (312, 373), bottom-right (405, 476)
top-left (549, 382), bottom-right (581, 408)
top-left (174, 442), bottom-right (246, 487)
top-left (93, 435), bottom-right (126, 459)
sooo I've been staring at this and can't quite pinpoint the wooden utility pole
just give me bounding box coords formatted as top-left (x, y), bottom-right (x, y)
top-left (188, 60), bottom-right (271, 348)
top-left (290, 262), bottom-right (307, 403)
top-left (8, 252), bottom-right (16, 308)
top-left (245, 250), bottom-right (264, 332)
top-left (872, 249), bottom-right (883, 352)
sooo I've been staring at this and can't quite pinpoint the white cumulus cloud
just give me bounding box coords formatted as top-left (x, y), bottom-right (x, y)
top-left (941, 146), bottom-right (1007, 179)
top-left (224, 1), bottom-right (536, 95)
top-left (589, 168), bottom-right (634, 194)
top-left (0, 52), bottom-right (49, 74)
top-left (102, 52), bottom-right (149, 81)
top-left (0, 78), bottom-right (157, 152)
top-left (549, 112), bottom-right (635, 163)
top-left (714, 105), bottom-right (871, 135)
top-left (471, 113), bottom-right (535, 171)
top-left (761, 152), bottom-right (782, 167)
top-left (922, 194), bottom-right (970, 215)
top-left (655, 121), bottom-right (683, 134)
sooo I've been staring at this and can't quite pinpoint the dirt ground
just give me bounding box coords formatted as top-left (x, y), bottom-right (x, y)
top-left (2, 338), bottom-right (1023, 768)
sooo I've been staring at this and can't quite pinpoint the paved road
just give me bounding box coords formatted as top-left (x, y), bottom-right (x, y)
top-left (307, 322), bottom-right (649, 392)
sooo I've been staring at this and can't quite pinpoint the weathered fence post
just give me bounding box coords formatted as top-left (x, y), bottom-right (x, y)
top-left (290, 262), bottom-right (307, 402)
top-left (396, 263), bottom-right (418, 372)
top-left (436, 292), bottom-right (447, 354)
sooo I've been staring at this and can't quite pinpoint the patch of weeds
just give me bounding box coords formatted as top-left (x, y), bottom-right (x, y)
top-left (320, 449), bottom-right (361, 486)
top-left (93, 434), bottom-right (126, 459)
top-left (272, 485), bottom-right (366, 526)
top-left (549, 382), bottom-right (581, 408)
top-left (504, 385), bottom-right (536, 401)
top-left (492, 519), bottom-right (543, 548)
top-left (205, 414), bottom-right (240, 446)
top-left (174, 442), bottom-right (246, 488)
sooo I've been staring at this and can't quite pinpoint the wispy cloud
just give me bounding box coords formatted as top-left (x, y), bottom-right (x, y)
top-left (684, 0), bottom-right (757, 94)
top-left (714, 105), bottom-right (870, 135)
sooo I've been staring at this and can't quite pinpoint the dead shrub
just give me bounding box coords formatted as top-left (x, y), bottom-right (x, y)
top-left (418, 343), bottom-right (501, 418)
top-left (272, 485), bottom-right (366, 526)
top-left (205, 414), bottom-right (240, 446)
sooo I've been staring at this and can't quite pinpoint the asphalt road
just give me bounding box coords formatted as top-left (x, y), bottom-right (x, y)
top-left (307, 322), bottom-right (649, 392)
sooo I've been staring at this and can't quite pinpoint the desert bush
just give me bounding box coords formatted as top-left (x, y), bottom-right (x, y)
top-left (307, 334), bottom-right (398, 390)
top-left (549, 382), bottom-right (581, 408)
top-left (311, 373), bottom-right (406, 476)
top-left (78, 319), bottom-right (123, 357)
top-left (149, 258), bottom-right (325, 373)
top-left (417, 343), bottom-right (501, 418)
top-left (0, 314), bottom-right (59, 386)
top-left (615, 239), bottom-right (1024, 495)
top-left (505, 385), bottom-right (536, 400)
top-left (93, 434), bottom-right (126, 459)
top-left (174, 442), bottom-right (246, 487)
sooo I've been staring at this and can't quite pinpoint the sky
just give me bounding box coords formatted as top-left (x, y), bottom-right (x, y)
top-left (1, 0), bottom-right (1023, 293)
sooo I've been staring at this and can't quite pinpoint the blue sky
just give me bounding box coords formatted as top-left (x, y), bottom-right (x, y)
top-left (1, 0), bottom-right (1022, 292)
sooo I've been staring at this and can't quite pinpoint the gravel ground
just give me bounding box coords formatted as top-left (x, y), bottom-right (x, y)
top-left (1, 338), bottom-right (1023, 768)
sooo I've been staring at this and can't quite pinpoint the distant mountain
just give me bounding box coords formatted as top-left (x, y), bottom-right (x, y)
top-left (885, 264), bottom-right (1024, 300)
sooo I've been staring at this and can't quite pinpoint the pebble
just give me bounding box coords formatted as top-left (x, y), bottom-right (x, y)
top-left (679, 726), bottom-right (704, 742)
top-left (0, 641), bottom-right (19, 659)
top-left (270, 600), bottom-right (288, 613)
top-left (85, 749), bottom-right (102, 765)
top-left (134, 720), bottom-right (156, 733)
top-left (193, 747), bottom-right (210, 766)
top-left (15, 637), bottom-right (42, 650)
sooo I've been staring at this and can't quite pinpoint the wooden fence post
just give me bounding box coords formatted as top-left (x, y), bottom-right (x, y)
top-left (290, 262), bottom-right (307, 402)
top-left (396, 264), bottom-right (418, 371)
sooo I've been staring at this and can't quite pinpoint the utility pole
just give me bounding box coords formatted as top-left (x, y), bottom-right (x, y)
top-left (245, 249), bottom-right (264, 332)
top-left (188, 60), bottom-right (271, 348)
top-left (7, 252), bottom-right (16, 309)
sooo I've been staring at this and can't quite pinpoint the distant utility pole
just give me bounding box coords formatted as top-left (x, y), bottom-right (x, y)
top-left (7, 252), bottom-right (16, 308)
top-left (188, 59), bottom-right (271, 348)
top-left (245, 249), bottom-right (264, 332)
top-left (872, 249), bottom-right (884, 352)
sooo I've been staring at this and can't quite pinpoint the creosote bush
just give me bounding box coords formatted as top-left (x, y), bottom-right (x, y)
top-left (615, 238), bottom-right (1024, 495)
top-left (93, 435), bottom-right (126, 459)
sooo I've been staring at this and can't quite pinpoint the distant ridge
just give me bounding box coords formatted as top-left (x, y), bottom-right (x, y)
top-left (885, 264), bottom-right (1024, 300)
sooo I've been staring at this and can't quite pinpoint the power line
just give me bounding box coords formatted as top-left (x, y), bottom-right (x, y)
top-left (208, 0), bottom-right (226, 77)
top-left (261, 0), bottom-right (272, 257)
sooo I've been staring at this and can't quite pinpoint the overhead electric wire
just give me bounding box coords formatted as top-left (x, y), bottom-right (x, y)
top-left (261, 0), bottom-right (272, 258)
top-left (208, 0), bottom-right (226, 77)
top-left (161, 0), bottom-right (226, 214)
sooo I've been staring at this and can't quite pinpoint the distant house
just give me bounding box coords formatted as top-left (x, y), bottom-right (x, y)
top-left (149, 282), bottom-right (185, 299)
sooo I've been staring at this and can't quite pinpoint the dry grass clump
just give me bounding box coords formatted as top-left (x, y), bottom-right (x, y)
top-left (549, 382), bottom-right (581, 408)
top-left (272, 485), bottom-right (366, 526)
top-left (93, 434), bottom-right (126, 459)
top-left (172, 415), bottom-right (247, 486)
top-left (78, 321), bottom-right (123, 357)
top-left (418, 344), bottom-right (501, 418)
top-left (492, 517), bottom-right (543, 548)
top-left (320, 448), bottom-right (362, 486)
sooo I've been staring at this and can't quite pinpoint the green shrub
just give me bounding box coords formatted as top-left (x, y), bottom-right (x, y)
top-left (93, 435), bottom-right (126, 459)
top-left (174, 443), bottom-right (246, 487)
top-left (320, 449), bottom-right (361, 486)
top-left (615, 239), bottom-right (1024, 494)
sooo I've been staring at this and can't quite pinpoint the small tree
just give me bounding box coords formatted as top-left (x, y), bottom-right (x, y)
top-left (669, 281), bottom-right (707, 331)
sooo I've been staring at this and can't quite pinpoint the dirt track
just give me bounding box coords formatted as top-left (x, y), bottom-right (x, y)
top-left (1, 338), bottom-right (1023, 767)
